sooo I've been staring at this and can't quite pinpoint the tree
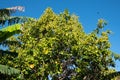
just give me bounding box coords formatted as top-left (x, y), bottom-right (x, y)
top-left (7, 8), bottom-right (120, 80)
top-left (0, 6), bottom-right (24, 26)
top-left (0, 6), bottom-right (27, 79)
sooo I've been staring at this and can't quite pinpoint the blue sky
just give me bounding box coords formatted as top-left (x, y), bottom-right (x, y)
top-left (1, 0), bottom-right (120, 70)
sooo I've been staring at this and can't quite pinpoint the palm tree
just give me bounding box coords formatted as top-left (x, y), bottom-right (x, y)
top-left (0, 6), bottom-right (24, 78)
top-left (0, 6), bottom-right (36, 79)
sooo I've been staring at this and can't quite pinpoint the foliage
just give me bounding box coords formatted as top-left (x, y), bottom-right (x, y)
top-left (0, 6), bottom-right (25, 78)
top-left (0, 64), bottom-right (21, 80)
top-left (0, 24), bottom-right (21, 42)
top-left (0, 64), bottom-right (20, 75)
top-left (0, 24), bottom-right (21, 78)
top-left (112, 52), bottom-right (120, 61)
top-left (7, 8), bottom-right (120, 80)
top-left (0, 6), bottom-right (24, 26)
top-left (0, 6), bottom-right (37, 79)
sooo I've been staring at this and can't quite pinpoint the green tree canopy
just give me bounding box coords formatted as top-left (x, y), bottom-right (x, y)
top-left (5, 8), bottom-right (120, 80)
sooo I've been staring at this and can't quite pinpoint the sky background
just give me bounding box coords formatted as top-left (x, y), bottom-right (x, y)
top-left (0, 0), bottom-right (120, 71)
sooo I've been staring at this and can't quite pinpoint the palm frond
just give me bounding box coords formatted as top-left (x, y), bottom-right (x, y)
top-left (0, 6), bottom-right (24, 26)
top-left (103, 71), bottom-right (120, 80)
top-left (0, 24), bottom-right (21, 42)
top-left (0, 64), bottom-right (20, 75)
